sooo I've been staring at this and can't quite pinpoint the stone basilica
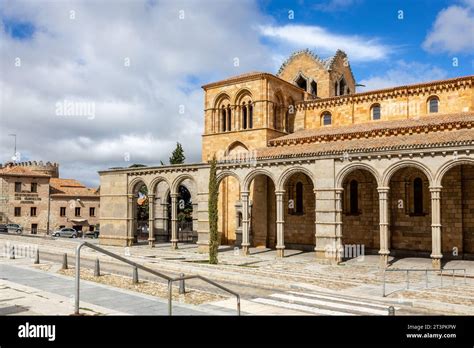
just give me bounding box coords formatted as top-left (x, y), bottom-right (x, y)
top-left (99, 49), bottom-right (474, 268)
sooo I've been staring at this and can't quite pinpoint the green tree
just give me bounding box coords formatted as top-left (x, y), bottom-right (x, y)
top-left (169, 142), bottom-right (185, 164)
top-left (208, 155), bottom-right (219, 264)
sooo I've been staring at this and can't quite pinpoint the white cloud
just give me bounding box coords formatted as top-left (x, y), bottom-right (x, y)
top-left (423, 3), bottom-right (474, 54)
top-left (0, 0), bottom-right (273, 186)
top-left (357, 61), bottom-right (448, 92)
top-left (259, 24), bottom-right (392, 61)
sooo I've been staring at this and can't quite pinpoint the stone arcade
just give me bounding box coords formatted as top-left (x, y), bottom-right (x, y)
top-left (99, 49), bottom-right (474, 269)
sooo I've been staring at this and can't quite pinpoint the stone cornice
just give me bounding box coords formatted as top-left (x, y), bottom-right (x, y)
top-left (201, 72), bottom-right (304, 92)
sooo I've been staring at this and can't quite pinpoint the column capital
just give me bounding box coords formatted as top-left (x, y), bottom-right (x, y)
top-left (170, 193), bottom-right (179, 199)
top-left (147, 194), bottom-right (155, 198)
top-left (429, 186), bottom-right (442, 192)
top-left (241, 191), bottom-right (250, 198)
top-left (335, 187), bottom-right (344, 194)
top-left (275, 190), bottom-right (285, 195)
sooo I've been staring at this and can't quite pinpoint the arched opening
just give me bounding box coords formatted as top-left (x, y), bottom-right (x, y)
top-left (440, 163), bottom-right (474, 259)
top-left (339, 78), bottom-right (346, 96)
top-left (151, 180), bottom-right (171, 243)
top-left (284, 172), bottom-right (315, 250)
top-left (322, 111), bottom-right (332, 126)
top-left (242, 103), bottom-right (247, 130)
top-left (167, 178), bottom-right (197, 244)
top-left (286, 97), bottom-right (295, 133)
top-left (248, 103), bottom-right (253, 129)
top-left (342, 169), bottom-right (379, 255)
top-left (247, 173), bottom-right (276, 249)
top-left (131, 181), bottom-right (149, 244)
top-left (389, 167), bottom-right (431, 256)
top-left (310, 80), bottom-right (317, 97)
top-left (221, 107), bottom-right (226, 132)
top-left (295, 75), bottom-right (307, 91)
top-left (218, 175), bottom-right (241, 246)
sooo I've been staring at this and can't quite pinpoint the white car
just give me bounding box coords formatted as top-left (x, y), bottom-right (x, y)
top-left (53, 227), bottom-right (79, 238)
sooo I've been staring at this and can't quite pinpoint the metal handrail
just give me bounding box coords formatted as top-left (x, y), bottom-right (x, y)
top-left (382, 268), bottom-right (467, 297)
top-left (75, 242), bottom-right (240, 315)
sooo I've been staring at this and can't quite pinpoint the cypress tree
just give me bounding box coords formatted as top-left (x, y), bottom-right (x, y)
top-left (169, 142), bottom-right (186, 164)
top-left (208, 155), bottom-right (219, 264)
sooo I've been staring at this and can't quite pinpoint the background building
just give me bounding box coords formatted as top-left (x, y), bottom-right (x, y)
top-left (0, 161), bottom-right (99, 234)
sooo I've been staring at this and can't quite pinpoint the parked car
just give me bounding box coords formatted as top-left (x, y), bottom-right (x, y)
top-left (0, 224), bottom-right (8, 233)
top-left (6, 223), bottom-right (22, 234)
top-left (84, 230), bottom-right (100, 239)
top-left (53, 227), bottom-right (79, 238)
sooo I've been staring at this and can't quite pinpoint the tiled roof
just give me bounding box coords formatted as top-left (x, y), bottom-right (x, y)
top-left (257, 128), bottom-right (474, 160)
top-left (269, 112), bottom-right (474, 146)
top-left (0, 165), bottom-right (50, 177)
top-left (50, 178), bottom-right (98, 197)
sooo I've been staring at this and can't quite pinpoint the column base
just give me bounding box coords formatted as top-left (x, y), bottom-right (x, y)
top-left (148, 238), bottom-right (155, 248)
top-left (276, 247), bottom-right (285, 258)
top-left (171, 240), bottom-right (178, 250)
top-left (242, 244), bottom-right (250, 256)
top-left (431, 256), bottom-right (442, 270)
top-left (379, 252), bottom-right (389, 268)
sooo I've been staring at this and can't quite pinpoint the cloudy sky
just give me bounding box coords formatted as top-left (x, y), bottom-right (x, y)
top-left (1, 0), bottom-right (473, 187)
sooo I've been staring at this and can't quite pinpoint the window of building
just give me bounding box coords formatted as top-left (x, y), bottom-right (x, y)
top-left (14, 207), bottom-right (21, 216)
top-left (248, 103), bottom-right (253, 128)
top-left (59, 225), bottom-right (65, 229)
top-left (75, 207), bottom-right (81, 217)
top-left (90, 207), bottom-right (95, 217)
top-left (339, 78), bottom-right (346, 96)
top-left (89, 225), bottom-right (94, 231)
top-left (349, 180), bottom-right (359, 214)
top-left (296, 75), bottom-right (307, 91)
top-left (413, 177), bottom-right (424, 215)
top-left (428, 96), bottom-right (439, 113)
top-left (30, 207), bottom-right (37, 217)
top-left (60, 207), bottom-right (66, 216)
top-left (273, 105), bottom-right (278, 130)
top-left (372, 104), bottom-right (381, 120)
top-left (15, 182), bottom-right (21, 192)
top-left (310, 81), bottom-right (317, 96)
top-left (31, 224), bottom-right (38, 234)
top-left (227, 107), bottom-right (232, 131)
top-left (295, 182), bottom-right (304, 214)
top-left (221, 107), bottom-right (226, 132)
top-left (322, 112), bottom-right (332, 126)
top-left (334, 81), bottom-right (338, 96)
top-left (242, 103), bottom-right (247, 130)
top-left (31, 182), bottom-right (38, 193)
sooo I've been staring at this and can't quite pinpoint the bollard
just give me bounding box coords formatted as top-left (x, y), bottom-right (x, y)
top-left (34, 249), bottom-right (40, 264)
top-left (94, 258), bottom-right (100, 277)
top-left (9, 245), bottom-right (15, 260)
top-left (132, 266), bottom-right (138, 284)
top-left (388, 306), bottom-right (395, 316)
top-left (179, 273), bottom-right (186, 295)
top-left (62, 253), bottom-right (68, 270)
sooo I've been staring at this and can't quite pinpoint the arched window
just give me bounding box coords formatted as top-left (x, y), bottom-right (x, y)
top-left (350, 180), bottom-right (359, 214)
top-left (285, 110), bottom-right (289, 132)
top-left (296, 75), bottom-right (307, 91)
top-left (248, 103), bottom-right (253, 128)
top-left (221, 107), bottom-right (226, 132)
top-left (295, 182), bottom-right (303, 214)
top-left (322, 112), bottom-right (332, 126)
top-left (428, 96), bottom-right (439, 113)
top-left (310, 81), bottom-right (317, 96)
top-left (371, 104), bottom-right (381, 120)
top-left (334, 81), bottom-right (338, 96)
top-left (413, 177), bottom-right (423, 214)
top-left (227, 106), bottom-right (232, 131)
top-left (242, 103), bottom-right (247, 130)
top-left (273, 105), bottom-right (278, 130)
top-left (339, 78), bottom-right (346, 96)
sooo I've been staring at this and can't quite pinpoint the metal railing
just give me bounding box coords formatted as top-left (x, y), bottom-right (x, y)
top-left (382, 268), bottom-right (467, 297)
top-left (75, 242), bottom-right (240, 315)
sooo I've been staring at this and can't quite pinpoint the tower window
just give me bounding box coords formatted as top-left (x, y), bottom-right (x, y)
top-left (248, 103), bottom-right (253, 129)
top-left (372, 104), bottom-right (381, 120)
top-left (295, 182), bottom-right (303, 214)
top-left (428, 96), bottom-right (439, 113)
top-left (295, 75), bottom-right (307, 91)
top-left (339, 78), bottom-right (346, 96)
top-left (273, 105), bottom-right (278, 130)
top-left (322, 112), bottom-right (332, 126)
top-left (242, 103), bottom-right (247, 129)
top-left (227, 107), bottom-right (232, 131)
top-left (221, 108), bottom-right (226, 132)
top-left (413, 177), bottom-right (423, 215)
top-left (310, 81), bottom-right (317, 96)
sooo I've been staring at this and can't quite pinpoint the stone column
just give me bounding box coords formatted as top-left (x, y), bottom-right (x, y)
top-left (378, 187), bottom-right (390, 267)
top-left (275, 190), bottom-right (285, 258)
top-left (430, 186), bottom-right (443, 269)
top-left (335, 188), bottom-right (343, 263)
top-left (170, 193), bottom-right (178, 249)
top-left (241, 191), bottom-right (250, 255)
top-left (147, 194), bottom-right (155, 247)
top-left (127, 194), bottom-right (134, 246)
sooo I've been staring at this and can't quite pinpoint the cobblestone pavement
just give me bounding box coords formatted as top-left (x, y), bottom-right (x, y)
top-left (1, 233), bottom-right (474, 315)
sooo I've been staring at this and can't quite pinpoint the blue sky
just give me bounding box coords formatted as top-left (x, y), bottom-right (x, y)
top-left (0, 0), bottom-right (473, 186)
